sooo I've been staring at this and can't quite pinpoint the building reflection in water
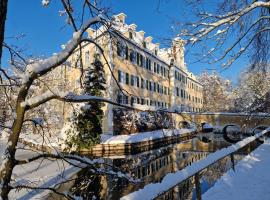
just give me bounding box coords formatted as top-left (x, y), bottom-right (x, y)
top-left (67, 134), bottom-right (259, 200)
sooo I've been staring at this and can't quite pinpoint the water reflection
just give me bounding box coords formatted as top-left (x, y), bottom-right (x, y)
top-left (55, 133), bottom-right (261, 200)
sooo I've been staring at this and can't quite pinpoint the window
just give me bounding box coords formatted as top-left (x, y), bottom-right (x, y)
top-left (125, 46), bottom-right (129, 60)
top-left (117, 42), bottom-right (125, 58)
top-left (140, 54), bottom-right (143, 67)
top-left (176, 87), bottom-right (179, 96)
top-left (143, 41), bottom-right (146, 48)
top-left (117, 93), bottom-right (128, 104)
top-left (155, 49), bottom-right (157, 55)
top-left (131, 97), bottom-right (135, 105)
top-left (130, 50), bottom-right (136, 63)
top-left (143, 57), bottom-right (146, 68)
top-left (163, 68), bottom-right (166, 77)
top-left (181, 89), bottom-right (184, 98)
top-left (136, 76), bottom-right (140, 87)
top-left (154, 82), bottom-right (156, 92)
top-left (125, 73), bottom-right (129, 84)
top-left (157, 64), bottom-right (160, 74)
top-left (129, 32), bottom-right (133, 39)
top-left (118, 70), bottom-right (124, 83)
top-left (131, 75), bottom-right (135, 86)
top-left (141, 98), bottom-right (145, 105)
top-left (154, 62), bottom-right (157, 73)
top-left (141, 78), bottom-right (144, 88)
top-left (137, 52), bottom-right (140, 65)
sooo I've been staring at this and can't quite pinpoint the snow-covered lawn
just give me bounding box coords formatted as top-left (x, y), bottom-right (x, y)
top-left (203, 138), bottom-right (270, 200)
top-left (101, 128), bottom-right (196, 144)
top-left (0, 137), bottom-right (81, 199)
top-left (10, 156), bottom-right (81, 200)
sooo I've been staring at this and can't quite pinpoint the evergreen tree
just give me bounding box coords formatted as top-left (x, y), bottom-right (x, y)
top-left (67, 57), bottom-right (106, 150)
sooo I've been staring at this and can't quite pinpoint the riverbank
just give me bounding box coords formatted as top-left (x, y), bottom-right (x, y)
top-left (82, 128), bottom-right (197, 156)
top-left (202, 138), bottom-right (270, 200)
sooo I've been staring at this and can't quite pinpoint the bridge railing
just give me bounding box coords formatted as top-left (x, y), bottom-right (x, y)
top-left (121, 127), bottom-right (270, 200)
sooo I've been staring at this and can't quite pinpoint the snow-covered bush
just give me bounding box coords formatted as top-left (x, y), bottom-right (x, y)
top-left (113, 108), bottom-right (173, 134)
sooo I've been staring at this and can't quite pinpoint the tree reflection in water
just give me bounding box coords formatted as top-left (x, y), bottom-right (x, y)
top-left (63, 135), bottom-right (260, 200)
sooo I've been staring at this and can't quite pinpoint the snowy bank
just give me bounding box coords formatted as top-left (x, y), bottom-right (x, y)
top-left (203, 138), bottom-right (270, 200)
top-left (101, 128), bottom-right (196, 144)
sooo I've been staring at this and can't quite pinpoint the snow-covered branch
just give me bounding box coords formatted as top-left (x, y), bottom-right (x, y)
top-left (15, 152), bottom-right (137, 183)
top-left (179, 1), bottom-right (270, 68)
top-left (182, 1), bottom-right (270, 42)
top-left (22, 15), bottom-right (106, 84)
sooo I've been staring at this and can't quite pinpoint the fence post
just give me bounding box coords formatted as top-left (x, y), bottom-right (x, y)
top-left (195, 173), bottom-right (202, 200)
top-left (230, 154), bottom-right (235, 171)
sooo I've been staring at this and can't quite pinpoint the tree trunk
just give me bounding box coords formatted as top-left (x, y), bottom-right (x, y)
top-left (0, 0), bottom-right (8, 65)
top-left (0, 83), bottom-right (29, 199)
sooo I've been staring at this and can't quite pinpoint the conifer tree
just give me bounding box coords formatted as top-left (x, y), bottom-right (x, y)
top-left (67, 56), bottom-right (106, 150)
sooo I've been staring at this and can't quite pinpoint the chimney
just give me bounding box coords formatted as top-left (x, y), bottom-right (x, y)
top-left (172, 37), bottom-right (186, 70)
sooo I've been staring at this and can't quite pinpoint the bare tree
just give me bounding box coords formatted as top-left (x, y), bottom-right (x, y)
top-left (234, 69), bottom-right (270, 112)
top-left (0, 1), bottom-right (138, 199)
top-left (178, 0), bottom-right (270, 70)
top-left (198, 71), bottom-right (233, 112)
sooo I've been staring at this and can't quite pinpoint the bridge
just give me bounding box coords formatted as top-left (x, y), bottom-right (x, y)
top-left (174, 112), bottom-right (270, 134)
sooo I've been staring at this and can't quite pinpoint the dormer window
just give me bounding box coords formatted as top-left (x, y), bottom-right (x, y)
top-left (129, 32), bottom-right (133, 39)
top-left (143, 41), bottom-right (146, 48)
top-left (155, 49), bottom-right (158, 56)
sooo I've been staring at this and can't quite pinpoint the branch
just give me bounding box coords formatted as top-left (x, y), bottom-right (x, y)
top-left (15, 152), bottom-right (137, 183)
top-left (21, 90), bottom-right (137, 111)
top-left (11, 185), bottom-right (74, 200)
top-left (181, 1), bottom-right (270, 43)
top-left (22, 15), bottom-right (106, 84)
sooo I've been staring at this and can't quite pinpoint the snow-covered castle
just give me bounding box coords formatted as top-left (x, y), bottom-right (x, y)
top-left (67, 13), bottom-right (203, 133)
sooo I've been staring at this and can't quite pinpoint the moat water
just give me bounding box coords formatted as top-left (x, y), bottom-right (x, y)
top-left (52, 132), bottom-right (261, 200)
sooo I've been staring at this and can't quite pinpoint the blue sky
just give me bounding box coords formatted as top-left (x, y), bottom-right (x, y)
top-left (3, 0), bottom-right (248, 83)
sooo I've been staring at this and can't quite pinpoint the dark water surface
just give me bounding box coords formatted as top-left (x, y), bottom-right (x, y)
top-left (52, 133), bottom-right (261, 200)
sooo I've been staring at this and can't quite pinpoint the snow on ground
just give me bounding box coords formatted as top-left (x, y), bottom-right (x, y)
top-left (19, 132), bottom-right (61, 149)
top-left (203, 138), bottom-right (270, 200)
top-left (10, 157), bottom-right (81, 200)
top-left (101, 128), bottom-right (196, 144)
top-left (0, 138), bottom-right (81, 199)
